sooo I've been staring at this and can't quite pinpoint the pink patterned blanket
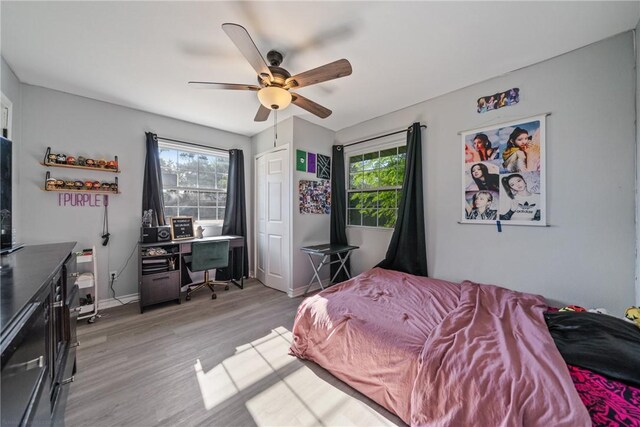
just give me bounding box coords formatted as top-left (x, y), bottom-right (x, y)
top-left (290, 268), bottom-right (590, 426)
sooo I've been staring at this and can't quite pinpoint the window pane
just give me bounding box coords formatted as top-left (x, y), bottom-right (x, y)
top-left (362, 151), bottom-right (379, 170)
top-left (178, 170), bottom-right (198, 187)
top-left (162, 172), bottom-right (177, 187)
top-left (200, 191), bottom-right (217, 206)
top-left (361, 170), bottom-right (379, 189)
top-left (349, 172), bottom-right (363, 190)
top-left (360, 192), bottom-right (377, 208)
top-left (349, 154), bottom-right (363, 173)
top-left (348, 209), bottom-right (361, 226)
top-left (216, 159), bottom-right (229, 174)
top-left (199, 155), bottom-right (216, 173)
top-left (164, 207), bottom-right (178, 218)
top-left (178, 190), bottom-right (198, 206)
top-left (178, 151), bottom-right (197, 170)
top-left (159, 148), bottom-right (178, 171)
top-left (378, 190), bottom-right (396, 210)
top-left (199, 208), bottom-right (216, 221)
top-left (218, 193), bottom-right (227, 207)
top-left (362, 210), bottom-right (377, 227)
top-left (179, 207), bottom-right (198, 219)
top-left (199, 172), bottom-right (215, 189)
top-left (348, 192), bottom-right (361, 208)
top-left (217, 208), bottom-right (225, 220)
top-left (163, 189), bottom-right (178, 207)
top-left (379, 148), bottom-right (397, 167)
top-left (378, 209), bottom-right (396, 228)
top-left (216, 174), bottom-right (228, 190)
top-left (396, 189), bottom-right (402, 208)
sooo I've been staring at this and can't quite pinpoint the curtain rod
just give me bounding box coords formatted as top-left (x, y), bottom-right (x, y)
top-left (156, 136), bottom-right (228, 152)
top-left (343, 124), bottom-right (427, 148)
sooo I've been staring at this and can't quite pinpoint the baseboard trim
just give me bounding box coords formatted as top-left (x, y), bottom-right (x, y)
top-left (289, 279), bottom-right (331, 298)
top-left (99, 293), bottom-right (139, 310)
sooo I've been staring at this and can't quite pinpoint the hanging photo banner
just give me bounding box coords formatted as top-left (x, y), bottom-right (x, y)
top-left (461, 114), bottom-right (546, 226)
top-left (477, 88), bottom-right (519, 113)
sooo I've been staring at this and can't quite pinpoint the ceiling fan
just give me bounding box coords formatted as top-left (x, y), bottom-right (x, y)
top-left (189, 23), bottom-right (353, 122)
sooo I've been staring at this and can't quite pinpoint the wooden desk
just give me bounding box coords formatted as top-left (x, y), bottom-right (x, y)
top-left (138, 235), bottom-right (245, 312)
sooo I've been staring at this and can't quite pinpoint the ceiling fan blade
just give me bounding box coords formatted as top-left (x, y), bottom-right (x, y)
top-left (188, 81), bottom-right (260, 91)
top-left (254, 104), bottom-right (271, 122)
top-left (284, 59), bottom-right (352, 89)
top-left (290, 92), bottom-right (332, 118)
top-left (222, 23), bottom-right (273, 81)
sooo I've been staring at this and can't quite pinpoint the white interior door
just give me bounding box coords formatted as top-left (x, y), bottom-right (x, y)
top-left (255, 146), bottom-right (289, 292)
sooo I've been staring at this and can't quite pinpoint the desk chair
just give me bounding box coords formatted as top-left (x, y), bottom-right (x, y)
top-left (185, 240), bottom-right (230, 301)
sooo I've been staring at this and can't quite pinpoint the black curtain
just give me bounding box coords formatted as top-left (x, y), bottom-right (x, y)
top-left (142, 132), bottom-right (166, 226)
top-left (216, 149), bottom-right (248, 281)
top-left (330, 145), bottom-right (350, 282)
top-left (376, 122), bottom-right (428, 276)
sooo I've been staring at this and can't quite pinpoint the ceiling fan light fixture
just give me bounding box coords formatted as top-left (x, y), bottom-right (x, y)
top-left (258, 86), bottom-right (292, 110)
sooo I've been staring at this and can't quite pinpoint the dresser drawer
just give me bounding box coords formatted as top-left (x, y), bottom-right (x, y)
top-left (140, 271), bottom-right (180, 306)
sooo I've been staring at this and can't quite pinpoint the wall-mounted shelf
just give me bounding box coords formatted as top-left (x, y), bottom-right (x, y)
top-left (42, 188), bottom-right (120, 195)
top-left (43, 147), bottom-right (120, 173)
top-left (44, 171), bottom-right (119, 193)
top-left (40, 161), bottom-right (120, 173)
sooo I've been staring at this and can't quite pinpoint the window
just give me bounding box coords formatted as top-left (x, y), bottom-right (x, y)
top-left (347, 144), bottom-right (406, 228)
top-left (158, 143), bottom-right (229, 223)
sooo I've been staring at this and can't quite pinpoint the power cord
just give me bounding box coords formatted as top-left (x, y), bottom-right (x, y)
top-left (108, 241), bottom-right (139, 305)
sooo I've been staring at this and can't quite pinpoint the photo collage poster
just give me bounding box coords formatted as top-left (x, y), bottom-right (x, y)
top-left (461, 115), bottom-right (546, 226)
top-left (299, 180), bottom-right (331, 214)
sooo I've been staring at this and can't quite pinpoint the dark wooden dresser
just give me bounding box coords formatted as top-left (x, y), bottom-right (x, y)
top-left (1, 242), bottom-right (78, 426)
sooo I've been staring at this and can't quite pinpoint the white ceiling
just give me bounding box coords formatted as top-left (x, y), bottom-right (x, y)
top-left (2, 1), bottom-right (639, 137)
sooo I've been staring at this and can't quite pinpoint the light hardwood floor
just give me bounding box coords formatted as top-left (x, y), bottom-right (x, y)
top-left (65, 279), bottom-right (404, 427)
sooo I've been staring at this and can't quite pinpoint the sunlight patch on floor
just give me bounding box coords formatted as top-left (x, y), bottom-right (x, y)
top-left (194, 327), bottom-right (294, 410)
top-left (195, 326), bottom-right (397, 426)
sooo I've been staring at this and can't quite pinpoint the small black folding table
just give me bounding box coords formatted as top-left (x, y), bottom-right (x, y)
top-left (301, 243), bottom-right (359, 295)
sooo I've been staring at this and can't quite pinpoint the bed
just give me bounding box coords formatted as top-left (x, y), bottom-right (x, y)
top-left (290, 267), bottom-right (599, 426)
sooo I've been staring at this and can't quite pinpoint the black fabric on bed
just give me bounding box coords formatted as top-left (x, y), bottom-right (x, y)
top-left (544, 312), bottom-right (640, 388)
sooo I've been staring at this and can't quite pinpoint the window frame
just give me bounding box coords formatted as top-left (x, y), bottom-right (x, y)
top-left (344, 137), bottom-right (406, 230)
top-left (158, 141), bottom-right (229, 225)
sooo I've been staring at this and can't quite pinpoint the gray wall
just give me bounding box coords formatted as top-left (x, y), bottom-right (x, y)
top-left (18, 84), bottom-right (251, 301)
top-left (336, 32), bottom-right (636, 315)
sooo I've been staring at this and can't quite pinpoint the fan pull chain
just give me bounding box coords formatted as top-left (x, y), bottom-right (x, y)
top-left (273, 108), bottom-right (278, 147)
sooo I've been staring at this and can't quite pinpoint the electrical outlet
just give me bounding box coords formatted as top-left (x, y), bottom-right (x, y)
top-left (110, 270), bottom-right (118, 281)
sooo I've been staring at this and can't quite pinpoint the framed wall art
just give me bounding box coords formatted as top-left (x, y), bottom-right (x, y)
top-left (461, 114), bottom-right (546, 226)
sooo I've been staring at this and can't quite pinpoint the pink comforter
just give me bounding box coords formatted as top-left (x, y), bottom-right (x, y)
top-left (289, 268), bottom-right (590, 426)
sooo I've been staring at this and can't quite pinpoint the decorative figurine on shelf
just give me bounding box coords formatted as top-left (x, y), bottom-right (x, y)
top-left (195, 225), bottom-right (204, 239)
top-left (74, 180), bottom-right (84, 190)
top-left (84, 180), bottom-right (94, 189)
top-left (47, 153), bottom-right (58, 164)
top-left (100, 182), bottom-right (110, 191)
top-left (55, 179), bottom-right (65, 188)
top-left (110, 182), bottom-right (118, 193)
top-left (142, 210), bottom-right (153, 227)
top-left (107, 160), bottom-right (117, 170)
top-left (97, 159), bottom-right (107, 168)
top-left (85, 159), bottom-right (96, 167)
top-left (46, 178), bottom-right (57, 190)
top-left (65, 180), bottom-right (75, 189)
top-left (92, 180), bottom-right (100, 189)
top-left (66, 156), bottom-right (76, 165)
top-left (56, 154), bottom-right (67, 164)
top-left (77, 156), bottom-right (87, 166)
